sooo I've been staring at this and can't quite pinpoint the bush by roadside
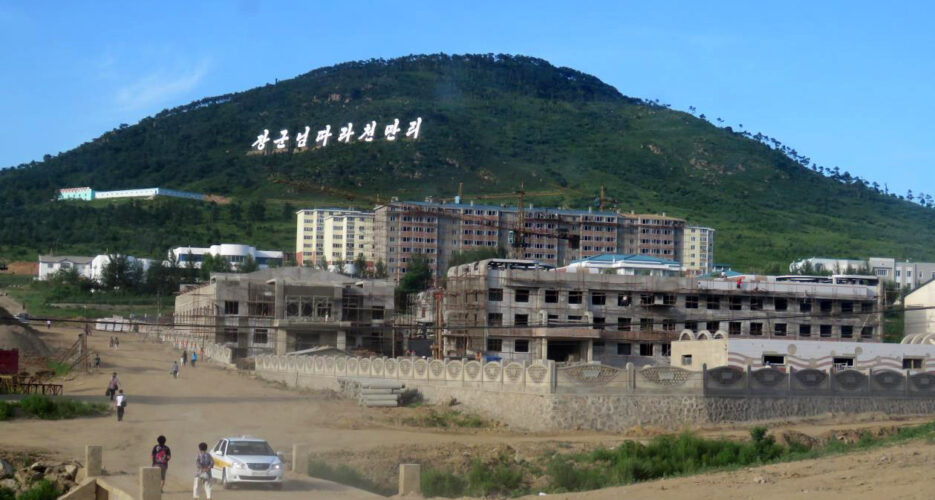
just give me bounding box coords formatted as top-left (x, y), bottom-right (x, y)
top-left (4, 395), bottom-right (108, 420)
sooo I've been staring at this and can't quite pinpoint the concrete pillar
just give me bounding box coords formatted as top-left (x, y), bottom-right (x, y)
top-left (276, 328), bottom-right (288, 355)
top-left (292, 444), bottom-right (309, 473)
top-left (84, 445), bottom-right (102, 478)
top-left (336, 331), bottom-right (347, 351)
top-left (139, 467), bottom-right (162, 500)
top-left (398, 463), bottom-right (421, 496)
top-left (585, 340), bottom-right (593, 362)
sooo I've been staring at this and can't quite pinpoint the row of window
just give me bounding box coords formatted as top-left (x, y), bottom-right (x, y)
top-left (485, 311), bottom-right (874, 337)
top-left (487, 288), bottom-right (875, 313)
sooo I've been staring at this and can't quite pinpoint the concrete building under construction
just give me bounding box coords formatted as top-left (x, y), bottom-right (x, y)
top-left (442, 259), bottom-right (884, 367)
top-left (172, 267), bottom-right (394, 357)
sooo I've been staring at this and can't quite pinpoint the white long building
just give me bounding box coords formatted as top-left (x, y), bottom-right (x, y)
top-left (169, 244), bottom-right (283, 270)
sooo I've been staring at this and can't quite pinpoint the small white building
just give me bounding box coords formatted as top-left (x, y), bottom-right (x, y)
top-left (37, 255), bottom-right (94, 280)
top-left (89, 255), bottom-right (158, 282)
top-left (557, 254), bottom-right (682, 276)
top-left (169, 244), bottom-right (284, 270)
top-left (672, 337), bottom-right (935, 372)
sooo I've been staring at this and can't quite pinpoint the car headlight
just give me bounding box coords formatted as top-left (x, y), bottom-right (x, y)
top-left (233, 462), bottom-right (246, 469)
top-left (271, 463), bottom-right (282, 470)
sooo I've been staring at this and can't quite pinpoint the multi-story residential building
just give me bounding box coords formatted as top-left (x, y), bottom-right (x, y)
top-left (618, 212), bottom-right (684, 261)
top-left (372, 200), bottom-right (688, 281)
top-left (321, 212), bottom-right (375, 266)
top-left (169, 244), bottom-right (283, 270)
top-left (173, 267), bottom-right (394, 358)
top-left (681, 226), bottom-right (716, 274)
top-left (296, 208), bottom-right (373, 267)
top-left (442, 259), bottom-right (884, 367)
top-left (868, 257), bottom-right (935, 290)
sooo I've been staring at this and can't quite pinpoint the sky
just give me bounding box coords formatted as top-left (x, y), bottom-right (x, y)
top-left (1, 1), bottom-right (933, 197)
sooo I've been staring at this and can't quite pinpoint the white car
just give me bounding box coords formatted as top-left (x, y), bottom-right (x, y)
top-left (210, 436), bottom-right (285, 489)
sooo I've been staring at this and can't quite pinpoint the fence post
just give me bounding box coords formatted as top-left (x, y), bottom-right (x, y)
top-left (139, 467), bottom-right (161, 500)
top-left (85, 445), bottom-right (102, 478)
top-left (292, 444), bottom-right (309, 473)
top-left (399, 463), bottom-right (421, 496)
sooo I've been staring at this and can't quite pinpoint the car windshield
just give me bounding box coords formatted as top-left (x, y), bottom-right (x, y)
top-left (227, 441), bottom-right (275, 456)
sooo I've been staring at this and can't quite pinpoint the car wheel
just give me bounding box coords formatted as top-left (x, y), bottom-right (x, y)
top-left (222, 469), bottom-right (233, 490)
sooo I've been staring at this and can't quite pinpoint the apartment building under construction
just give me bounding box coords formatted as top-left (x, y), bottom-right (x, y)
top-left (173, 267), bottom-right (394, 357)
top-left (372, 199), bottom-right (688, 282)
top-left (442, 259), bottom-right (884, 367)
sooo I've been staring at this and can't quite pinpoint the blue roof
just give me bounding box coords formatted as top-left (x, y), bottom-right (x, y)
top-left (571, 254), bottom-right (680, 266)
top-left (396, 201), bottom-right (619, 217)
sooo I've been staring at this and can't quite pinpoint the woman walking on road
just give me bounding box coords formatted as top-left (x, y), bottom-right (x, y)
top-left (105, 372), bottom-right (120, 401)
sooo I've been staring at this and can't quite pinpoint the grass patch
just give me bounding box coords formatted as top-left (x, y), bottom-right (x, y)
top-left (404, 409), bottom-right (488, 428)
top-left (422, 458), bottom-right (526, 498)
top-left (45, 360), bottom-right (71, 377)
top-left (307, 460), bottom-right (394, 496)
top-left (414, 422), bottom-right (935, 497)
top-left (14, 395), bottom-right (108, 420)
top-left (14, 480), bottom-right (61, 500)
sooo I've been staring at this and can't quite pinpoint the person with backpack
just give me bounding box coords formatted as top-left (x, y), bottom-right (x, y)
top-left (170, 360), bottom-right (179, 379)
top-left (151, 435), bottom-right (172, 492)
top-left (193, 442), bottom-right (214, 499)
top-left (115, 390), bottom-right (127, 422)
top-left (191, 351), bottom-right (198, 368)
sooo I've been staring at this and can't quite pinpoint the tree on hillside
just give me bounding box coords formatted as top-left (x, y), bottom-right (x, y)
top-left (374, 259), bottom-right (388, 279)
top-left (281, 202), bottom-right (295, 221)
top-left (101, 254), bottom-right (144, 292)
top-left (199, 253), bottom-right (232, 281)
top-left (239, 255), bottom-right (259, 273)
top-left (247, 200), bottom-right (266, 221)
top-left (397, 254), bottom-right (432, 294)
top-left (352, 253), bottom-right (368, 278)
top-left (228, 202), bottom-right (243, 223)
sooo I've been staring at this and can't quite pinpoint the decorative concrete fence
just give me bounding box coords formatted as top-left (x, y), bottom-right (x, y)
top-left (555, 363), bottom-right (703, 395)
top-left (704, 366), bottom-right (935, 398)
top-left (255, 354), bottom-right (556, 394)
top-left (160, 335), bottom-right (233, 365)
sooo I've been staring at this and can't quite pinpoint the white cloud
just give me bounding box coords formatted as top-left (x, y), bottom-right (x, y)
top-left (115, 60), bottom-right (210, 111)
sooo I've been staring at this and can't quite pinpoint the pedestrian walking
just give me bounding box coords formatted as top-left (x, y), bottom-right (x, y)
top-left (171, 360), bottom-right (179, 379)
top-left (46, 319), bottom-right (51, 329)
top-left (193, 442), bottom-right (214, 500)
top-left (151, 435), bottom-right (172, 492)
top-left (105, 372), bottom-right (120, 401)
top-left (115, 390), bottom-right (127, 422)
top-left (191, 351), bottom-right (197, 368)
top-left (93, 353), bottom-right (101, 368)
top-left (109, 337), bottom-right (115, 349)
top-left (114, 336), bottom-right (119, 348)
top-left (182, 350), bottom-right (188, 366)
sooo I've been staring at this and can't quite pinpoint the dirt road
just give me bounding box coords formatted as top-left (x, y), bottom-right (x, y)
top-left (4, 326), bottom-right (935, 499)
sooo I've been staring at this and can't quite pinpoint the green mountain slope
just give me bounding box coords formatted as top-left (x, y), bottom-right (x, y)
top-left (1, 53), bottom-right (933, 270)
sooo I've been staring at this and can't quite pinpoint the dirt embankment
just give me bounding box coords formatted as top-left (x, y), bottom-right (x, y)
top-left (0, 304), bottom-right (52, 359)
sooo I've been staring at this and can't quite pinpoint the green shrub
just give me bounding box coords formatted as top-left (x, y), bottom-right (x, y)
top-left (467, 459), bottom-right (525, 497)
top-left (421, 468), bottom-right (467, 498)
top-left (45, 360), bottom-right (71, 377)
top-left (0, 401), bottom-right (15, 421)
top-left (17, 395), bottom-right (107, 420)
top-left (16, 480), bottom-right (60, 500)
top-left (0, 486), bottom-right (13, 500)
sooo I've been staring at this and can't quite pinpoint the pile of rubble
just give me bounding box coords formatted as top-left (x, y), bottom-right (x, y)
top-left (0, 457), bottom-right (80, 496)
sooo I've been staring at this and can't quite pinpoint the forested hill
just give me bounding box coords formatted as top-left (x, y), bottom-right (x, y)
top-left (1, 53), bottom-right (933, 271)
